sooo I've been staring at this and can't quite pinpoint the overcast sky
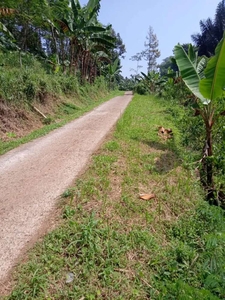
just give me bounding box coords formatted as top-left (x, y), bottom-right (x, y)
top-left (80, 0), bottom-right (218, 77)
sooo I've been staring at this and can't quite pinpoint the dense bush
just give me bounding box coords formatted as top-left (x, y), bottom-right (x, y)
top-left (0, 52), bottom-right (109, 103)
top-left (134, 82), bottom-right (148, 95)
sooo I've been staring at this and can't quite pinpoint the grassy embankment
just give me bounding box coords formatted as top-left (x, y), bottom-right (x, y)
top-left (0, 52), bottom-right (122, 155)
top-left (0, 89), bottom-right (121, 155)
top-left (4, 95), bottom-right (225, 299)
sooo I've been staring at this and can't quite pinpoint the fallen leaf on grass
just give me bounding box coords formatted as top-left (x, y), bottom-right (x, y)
top-left (158, 126), bottom-right (173, 139)
top-left (139, 193), bottom-right (156, 200)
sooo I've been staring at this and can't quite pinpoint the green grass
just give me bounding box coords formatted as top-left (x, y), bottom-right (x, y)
top-left (4, 95), bottom-right (225, 299)
top-left (0, 90), bottom-right (122, 155)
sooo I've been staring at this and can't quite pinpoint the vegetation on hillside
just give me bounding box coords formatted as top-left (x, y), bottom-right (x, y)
top-left (0, 0), bottom-right (125, 83)
top-left (0, 0), bottom-right (125, 143)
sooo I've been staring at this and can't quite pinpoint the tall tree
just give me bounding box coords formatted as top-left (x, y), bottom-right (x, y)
top-left (191, 0), bottom-right (225, 57)
top-left (110, 29), bottom-right (126, 60)
top-left (142, 26), bottom-right (160, 73)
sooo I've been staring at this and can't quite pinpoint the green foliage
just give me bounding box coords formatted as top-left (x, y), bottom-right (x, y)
top-left (192, 0), bottom-right (225, 57)
top-left (158, 56), bottom-right (178, 76)
top-left (0, 0), bottom-right (122, 85)
top-left (199, 33), bottom-right (225, 101)
top-left (157, 202), bottom-right (225, 299)
top-left (0, 52), bottom-right (110, 104)
top-left (103, 58), bottom-right (122, 89)
top-left (173, 44), bottom-right (205, 102)
top-left (118, 76), bottom-right (136, 91)
top-left (174, 35), bottom-right (225, 193)
top-left (162, 78), bottom-right (191, 104)
top-left (134, 82), bottom-right (148, 95)
top-left (104, 140), bottom-right (120, 151)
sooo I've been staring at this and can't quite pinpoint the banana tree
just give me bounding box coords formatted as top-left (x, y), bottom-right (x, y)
top-left (174, 34), bottom-right (225, 199)
top-left (81, 27), bottom-right (115, 82)
top-left (55, 0), bottom-right (115, 80)
top-left (89, 49), bottom-right (111, 82)
top-left (138, 71), bottom-right (166, 94)
top-left (103, 58), bottom-right (121, 89)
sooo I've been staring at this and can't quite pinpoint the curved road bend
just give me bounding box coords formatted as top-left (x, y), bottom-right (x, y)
top-left (0, 92), bottom-right (132, 286)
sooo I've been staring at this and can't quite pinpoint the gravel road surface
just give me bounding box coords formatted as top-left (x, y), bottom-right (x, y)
top-left (0, 93), bottom-right (132, 286)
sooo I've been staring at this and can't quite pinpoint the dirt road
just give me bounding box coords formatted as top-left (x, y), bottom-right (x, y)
top-left (0, 93), bottom-right (132, 286)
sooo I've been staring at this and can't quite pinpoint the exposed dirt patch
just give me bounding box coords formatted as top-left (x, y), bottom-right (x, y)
top-left (0, 93), bottom-right (72, 142)
top-left (0, 95), bottom-right (61, 141)
top-left (0, 100), bottom-right (38, 140)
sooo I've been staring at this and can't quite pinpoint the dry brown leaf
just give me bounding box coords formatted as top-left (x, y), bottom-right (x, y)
top-left (158, 126), bottom-right (165, 134)
top-left (158, 126), bottom-right (173, 139)
top-left (139, 193), bottom-right (156, 200)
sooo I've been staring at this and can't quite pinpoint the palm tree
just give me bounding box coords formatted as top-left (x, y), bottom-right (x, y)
top-left (214, 0), bottom-right (225, 38)
top-left (192, 18), bottom-right (217, 56)
top-left (191, 0), bottom-right (225, 57)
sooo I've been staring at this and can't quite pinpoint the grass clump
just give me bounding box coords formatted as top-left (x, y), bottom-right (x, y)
top-left (4, 95), bottom-right (225, 299)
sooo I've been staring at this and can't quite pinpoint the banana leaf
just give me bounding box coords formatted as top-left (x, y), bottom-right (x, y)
top-left (188, 44), bottom-right (198, 68)
top-left (197, 56), bottom-right (208, 79)
top-left (174, 44), bottom-right (205, 102)
top-left (199, 33), bottom-right (225, 101)
top-left (0, 21), bottom-right (14, 39)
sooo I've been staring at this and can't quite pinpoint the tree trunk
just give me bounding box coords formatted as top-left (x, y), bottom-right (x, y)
top-left (50, 25), bottom-right (58, 56)
top-left (21, 21), bottom-right (29, 52)
top-left (69, 39), bottom-right (74, 75)
top-left (60, 37), bottom-right (66, 74)
top-left (206, 126), bottom-right (213, 188)
top-left (201, 107), bottom-right (214, 200)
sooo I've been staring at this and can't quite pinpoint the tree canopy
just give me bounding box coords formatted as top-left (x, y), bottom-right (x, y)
top-left (191, 0), bottom-right (225, 57)
top-left (0, 0), bottom-right (125, 83)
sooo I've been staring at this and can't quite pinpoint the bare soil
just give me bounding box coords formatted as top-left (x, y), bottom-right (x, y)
top-left (0, 94), bottom-right (61, 141)
top-left (0, 93), bottom-right (132, 293)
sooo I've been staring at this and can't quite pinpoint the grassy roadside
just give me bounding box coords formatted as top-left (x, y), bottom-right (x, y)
top-left (4, 95), bottom-right (225, 299)
top-left (0, 90), bottom-right (123, 155)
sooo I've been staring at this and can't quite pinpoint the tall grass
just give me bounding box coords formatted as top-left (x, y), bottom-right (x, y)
top-left (0, 52), bottom-right (109, 103)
